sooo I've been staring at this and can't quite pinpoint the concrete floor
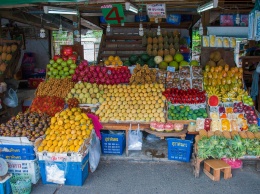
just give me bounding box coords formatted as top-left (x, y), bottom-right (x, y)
top-left (31, 160), bottom-right (260, 194)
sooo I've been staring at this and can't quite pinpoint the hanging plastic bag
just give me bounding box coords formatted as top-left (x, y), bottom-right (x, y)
top-left (128, 124), bottom-right (143, 151)
top-left (3, 88), bottom-right (18, 108)
top-left (45, 161), bottom-right (67, 184)
top-left (89, 131), bottom-right (101, 173)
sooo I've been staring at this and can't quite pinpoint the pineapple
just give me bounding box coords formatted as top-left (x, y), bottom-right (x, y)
top-left (207, 131), bottom-right (214, 138)
top-left (239, 131), bottom-right (248, 139)
top-left (195, 135), bottom-right (201, 143)
top-left (231, 131), bottom-right (239, 139)
top-left (246, 131), bottom-right (255, 139)
top-left (223, 131), bottom-right (231, 139)
top-left (214, 130), bottom-right (223, 137)
top-left (254, 132), bottom-right (260, 139)
top-left (199, 129), bottom-right (208, 138)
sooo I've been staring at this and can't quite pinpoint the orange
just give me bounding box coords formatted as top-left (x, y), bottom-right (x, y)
top-left (104, 60), bottom-right (110, 66)
top-left (43, 145), bottom-right (49, 151)
top-left (69, 145), bottom-right (75, 152)
top-left (71, 134), bottom-right (77, 140)
top-left (81, 131), bottom-right (86, 136)
top-left (73, 139), bottom-right (79, 146)
top-left (71, 130), bottom-right (76, 135)
top-left (66, 129), bottom-right (71, 135)
top-left (41, 139), bottom-right (47, 146)
top-left (74, 121), bottom-right (80, 126)
top-left (52, 140), bottom-right (58, 146)
top-left (38, 146), bottom-right (44, 152)
top-left (74, 145), bottom-right (80, 152)
top-left (66, 134), bottom-right (72, 139)
top-left (48, 146), bottom-right (55, 152)
top-left (108, 56), bottom-right (114, 62)
top-left (78, 139), bottom-right (84, 146)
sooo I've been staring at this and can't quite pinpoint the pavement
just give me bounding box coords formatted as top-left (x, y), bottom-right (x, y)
top-left (31, 159), bottom-right (260, 194)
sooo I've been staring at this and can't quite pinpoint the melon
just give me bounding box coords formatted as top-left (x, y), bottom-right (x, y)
top-left (164, 54), bottom-right (173, 63)
top-left (208, 95), bottom-right (219, 106)
top-left (159, 61), bottom-right (168, 70)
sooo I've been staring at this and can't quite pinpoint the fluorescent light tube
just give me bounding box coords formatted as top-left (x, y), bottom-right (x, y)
top-left (44, 6), bottom-right (78, 15)
top-left (197, 0), bottom-right (218, 13)
top-left (125, 2), bottom-right (138, 13)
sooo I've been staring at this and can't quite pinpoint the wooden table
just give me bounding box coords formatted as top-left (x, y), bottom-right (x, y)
top-left (101, 122), bottom-right (187, 156)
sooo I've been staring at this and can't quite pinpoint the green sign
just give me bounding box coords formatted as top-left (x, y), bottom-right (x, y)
top-left (101, 4), bottom-right (125, 24)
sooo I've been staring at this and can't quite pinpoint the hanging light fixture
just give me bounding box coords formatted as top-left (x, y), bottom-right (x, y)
top-left (39, 14), bottom-right (46, 38)
top-left (139, 23), bottom-right (144, 36)
top-left (107, 23), bottom-right (111, 32)
top-left (157, 25), bottom-right (161, 36)
top-left (199, 22), bottom-right (203, 36)
top-left (197, 0), bottom-right (218, 13)
top-left (58, 15), bottom-right (63, 34)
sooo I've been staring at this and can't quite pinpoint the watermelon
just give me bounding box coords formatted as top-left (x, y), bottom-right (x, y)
top-left (208, 95), bottom-right (219, 106)
top-left (129, 55), bottom-right (138, 64)
top-left (140, 53), bottom-right (150, 62)
top-left (123, 60), bottom-right (131, 66)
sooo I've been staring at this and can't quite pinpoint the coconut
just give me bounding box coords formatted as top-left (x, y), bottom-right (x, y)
top-left (217, 59), bottom-right (226, 67)
top-left (206, 60), bottom-right (216, 67)
top-left (213, 51), bottom-right (222, 62)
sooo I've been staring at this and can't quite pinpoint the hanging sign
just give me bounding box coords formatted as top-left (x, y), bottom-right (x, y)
top-left (146, 4), bottom-right (166, 19)
top-left (101, 4), bottom-right (125, 24)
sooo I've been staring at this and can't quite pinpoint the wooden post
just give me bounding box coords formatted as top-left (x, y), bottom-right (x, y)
top-left (201, 11), bottom-right (210, 35)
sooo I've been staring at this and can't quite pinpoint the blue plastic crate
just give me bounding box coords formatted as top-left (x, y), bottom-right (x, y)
top-left (167, 137), bottom-right (193, 162)
top-left (0, 174), bottom-right (12, 194)
top-left (0, 145), bottom-right (35, 154)
top-left (101, 133), bottom-right (125, 155)
top-left (0, 152), bottom-right (36, 160)
top-left (39, 154), bottom-right (89, 186)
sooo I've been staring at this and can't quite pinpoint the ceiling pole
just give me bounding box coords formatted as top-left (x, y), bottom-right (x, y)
top-left (202, 11), bottom-right (210, 35)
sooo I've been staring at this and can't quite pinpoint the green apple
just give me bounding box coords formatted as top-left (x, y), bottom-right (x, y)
top-left (49, 59), bottom-right (55, 64)
top-left (52, 69), bottom-right (58, 75)
top-left (47, 71), bottom-right (52, 76)
top-left (70, 64), bottom-right (77, 69)
top-left (50, 67), bottom-right (54, 72)
top-left (69, 69), bottom-right (75, 74)
top-left (64, 72), bottom-right (70, 76)
top-left (57, 66), bottom-right (62, 70)
top-left (67, 59), bottom-right (73, 65)
top-left (67, 76), bottom-right (72, 79)
top-left (59, 70), bottom-right (64, 76)
top-left (63, 67), bottom-right (69, 72)
top-left (61, 61), bottom-right (67, 67)
top-left (53, 63), bottom-right (58, 68)
top-left (56, 58), bottom-right (63, 64)
top-left (55, 75), bottom-right (61, 79)
top-left (47, 64), bottom-right (52, 69)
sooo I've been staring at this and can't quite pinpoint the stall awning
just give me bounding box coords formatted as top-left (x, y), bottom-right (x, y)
top-left (0, 0), bottom-right (85, 6)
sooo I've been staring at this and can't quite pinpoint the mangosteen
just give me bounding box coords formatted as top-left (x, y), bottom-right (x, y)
top-left (40, 131), bottom-right (45, 136)
top-left (30, 137), bottom-right (36, 142)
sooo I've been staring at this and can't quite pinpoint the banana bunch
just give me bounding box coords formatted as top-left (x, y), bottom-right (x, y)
top-left (206, 86), bottom-right (221, 97)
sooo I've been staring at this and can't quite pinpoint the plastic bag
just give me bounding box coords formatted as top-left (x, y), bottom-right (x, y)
top-left (3, 88), bottom-right (18, 108)
top-left (89, 131), bottom-right (101, 173)
top-left (146, 134), bottom-right (160, 143)
top-left (45, 161), bottom-right (67, 184)
top-left (128, 124), bottom-right (143, 151)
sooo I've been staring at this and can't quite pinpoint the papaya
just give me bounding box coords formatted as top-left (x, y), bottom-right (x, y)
top-left (6, 54), bottom-right (12, 61)
top-left (2, 45), bottom-right (7, 52)
top-left (1, 52), bottom-right (7, 61)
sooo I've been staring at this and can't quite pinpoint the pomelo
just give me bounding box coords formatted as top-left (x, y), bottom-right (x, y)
top-left (159, 61), bottom-right (168, 70)
top-left (164, 55), bottom-right (173, 63)
top-left (179, 60), bottom-right (189, 67)
top-left (190, 60), bottom-right (199, 66)
top-left (169, 61), bottom-right (179, 70)
top-left (174, 53), bottom-right (184, 63)
top-left (154, 56), bottom-right (163, 64)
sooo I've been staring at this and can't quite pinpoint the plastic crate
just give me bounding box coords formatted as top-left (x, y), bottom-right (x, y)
top-left (39, 153), bottom-right (89, 186)
top-left (6, 159), bottom-right (40, 184)
top-left (28, 78), bottom-right (44, 89)
top-left (101, 133), bottom-right (126, 155)
top-left (0, 144), bottom-right (36, 160)
top-left (167, 136), bottom-right (193, 162)
top-left (0, 174), bottom-right (12, 194)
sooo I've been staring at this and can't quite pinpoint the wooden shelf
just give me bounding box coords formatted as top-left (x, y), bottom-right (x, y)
top-left (101, 47), bottom-right (146, 51)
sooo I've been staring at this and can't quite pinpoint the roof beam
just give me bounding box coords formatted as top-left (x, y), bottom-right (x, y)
top-left (62, 15), bottom-right (102, 30)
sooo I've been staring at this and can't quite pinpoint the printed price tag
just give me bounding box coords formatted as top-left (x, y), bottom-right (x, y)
top-left (167, 66), bottom-right (175, 72)
top-left (101, 4), bottom-right (125, 24)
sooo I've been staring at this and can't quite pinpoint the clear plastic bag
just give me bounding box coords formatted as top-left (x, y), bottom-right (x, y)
top-left (89, 131), bottom-right (101, 173)
top-left (3, 88), bottom-right (18, 108)
top-left (128, 124), bottom-right (143, 151)
top-left (45, 161), bottom-right (67, 184)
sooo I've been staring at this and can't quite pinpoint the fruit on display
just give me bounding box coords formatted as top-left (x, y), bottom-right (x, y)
top-left (163, 88), bottom-right (206, 104)
top-left (46, 57), bottom-right (77, 79)
top-left (204, 64), bottom-right (243, 91)
top-left (0, 44), bottom-right (18, 73)
top-left (168, 104), bottom-right (207, 120)
top-left (208, 95), bottom-right (219, 106)
top-left (243, 104), bottom-right (258, 125)
top-left (72, 61), bottom-right (131, 84)
top-left (0, 112), bottom-right (50, 142)
top-left (67, 98), bottom-right (79, 109)
top-left (125, 54), bottom-right (155, 67)
top-left (196, 131), bottom-right (260, 159)
top-left (96, 84), bottom-right (166, 122)
top-left (190, 60), bottom-right (199, 66)
top-left (243, 96), bottom-right (254, 106)
top-left (36, 78), bottom-right (75, 98)
top-left (154, 56), bottom-right (163, 65)
top-left (37, 108), bottom-right (93, 153)
top-left (206, 86), bottom-right (247, 102)
top-left (248, 124), bottom-right (259, 133)
top-left (30, 96), bottom-right (65, 116)
top-left (104, 56), bottom-right (123, 67)
top-left (156, 52), bottom-right (189, 70)
top-left (129, 64), bottom-right (157, 85)
top-left (150, 122), bottom-right (180, 132)
top-left (66, 82), bottom-right (105, 104)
